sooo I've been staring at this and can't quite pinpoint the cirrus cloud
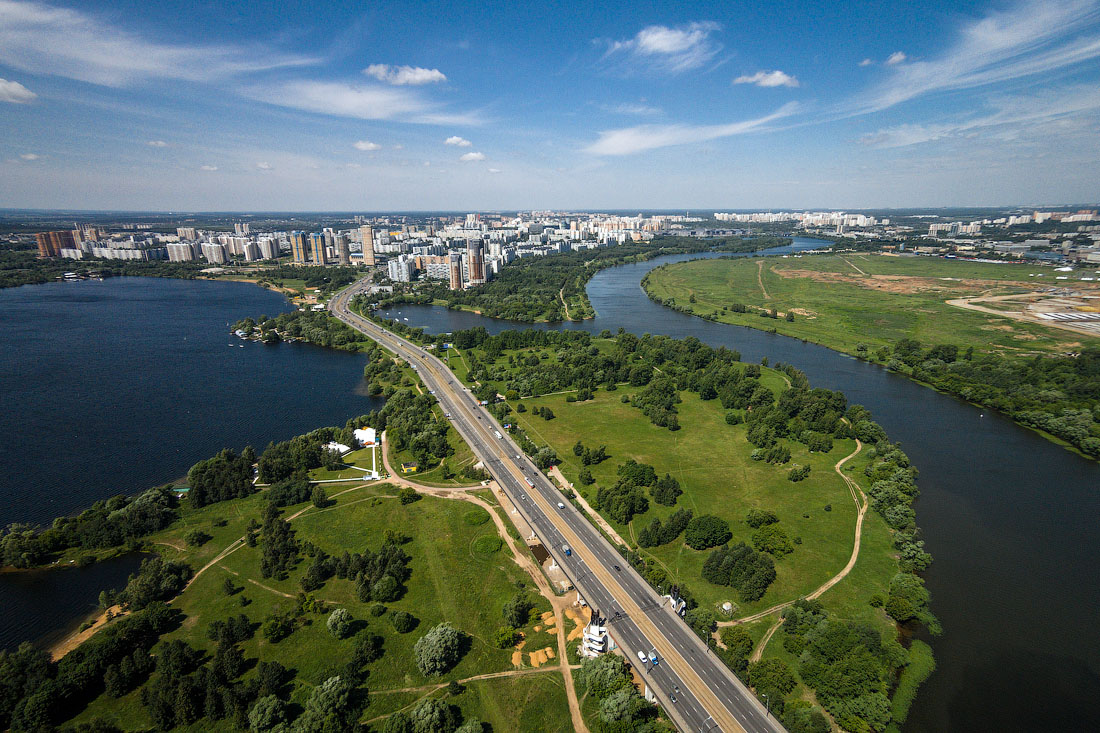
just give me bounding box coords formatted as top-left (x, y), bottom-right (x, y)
top-left (0, 77), bottom-right (35, 103)
top-left (603, 22), bottom-right (722, 73)
top-left (733, 70), bottom-right (800, 88)
top-left (886, 51), bottom-right (908, 65)
top-left (364, 64), bottom-right (446, 85)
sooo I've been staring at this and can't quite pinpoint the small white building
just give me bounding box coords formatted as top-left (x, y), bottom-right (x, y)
top-left (354, 427), bottom-right (377, 446)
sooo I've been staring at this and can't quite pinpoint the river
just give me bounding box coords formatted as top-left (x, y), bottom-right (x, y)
top-left (376, 237), bottom-right (1100, 733)
top-left (0, 277), bottom-right (382, 651)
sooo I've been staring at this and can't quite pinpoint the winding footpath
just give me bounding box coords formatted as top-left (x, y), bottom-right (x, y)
top-left (716, 438), bottom-right (867, 652)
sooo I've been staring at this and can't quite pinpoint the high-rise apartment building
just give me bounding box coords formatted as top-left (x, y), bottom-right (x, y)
top-left (257, 238), bottom-right (280, 260)
top-left (234, 222), bottom-right (250, 235)
top-left (167, 242), bottom-right (199, 261)
top-left (309, 233), bottom-right (327, 265)
top-left (448, 253), bottom-right (464, 290)
top-left (35, 231), bottom-right (75, 258)
top-left (466, 239), bottom-right (485, 285)
top-left (336, 234), bottom-right (351, 265)
top-left (359, 225), bottom-right (376, 266)
top-left (290, 231), bottom-right (308, 264)
top-left (201, 242), bottom-right (227, 264)
top-left (176, 227), bottom-right (198, 240)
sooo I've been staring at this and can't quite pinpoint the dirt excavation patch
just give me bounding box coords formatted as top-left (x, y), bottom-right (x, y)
top-left (528, 646), bottom-right (556, 667)
top-left (565, 607), bottom-right (587, 642)
top-left (771, 267), bottom-right (1031, 296)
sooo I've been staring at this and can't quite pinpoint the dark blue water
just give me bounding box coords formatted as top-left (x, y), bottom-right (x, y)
top-left (0, 277), bottom-right (382, 650)
top-left (379, 237), bottom-right (1100, 733)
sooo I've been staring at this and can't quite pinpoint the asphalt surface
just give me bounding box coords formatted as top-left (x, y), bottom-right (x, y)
top-left (330, 280), bottom-right (787, 733)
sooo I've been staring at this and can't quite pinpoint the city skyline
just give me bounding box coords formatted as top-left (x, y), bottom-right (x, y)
top-left (2, 0), bottom-right (1100, 210)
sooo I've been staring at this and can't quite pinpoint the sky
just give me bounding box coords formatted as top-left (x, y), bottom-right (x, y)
top-left (1, 0), bottom-right (1100, 211)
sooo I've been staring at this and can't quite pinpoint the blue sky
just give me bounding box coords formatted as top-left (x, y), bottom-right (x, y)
top-left (1, 0), bottom-right (1099, 210)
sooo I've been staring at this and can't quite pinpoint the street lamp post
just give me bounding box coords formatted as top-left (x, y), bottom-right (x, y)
top-left (762, 692), bottom-right (771, 717)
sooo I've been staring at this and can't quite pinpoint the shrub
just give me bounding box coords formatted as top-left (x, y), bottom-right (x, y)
top-left (494, 626), bottom-right (520, 648)
top-left (463, 508), bottom-right (490, 525)
top-left (473, 535), bottom-right (502, 554)
top-left (183, 529), bottom-right (211, 547)
top-left (753, 524), bottom-right (795, 557)
top-left (746, 509), bottom-right (778, 528)
top-left (684, 515), bottom-right (732, 550)
top-left (399, 487), bottom-right (422, 505)
top-left (391, 610), bottom-right (418, 633)
top-left (327, 608), bottom-right (353, 639)
top-left (788, 465), bottom-right (811, 482)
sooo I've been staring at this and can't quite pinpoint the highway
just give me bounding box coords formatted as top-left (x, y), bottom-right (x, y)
top-left (330, 280), bottom-right (786, 733)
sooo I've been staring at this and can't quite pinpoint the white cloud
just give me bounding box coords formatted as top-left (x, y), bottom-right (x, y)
top-left (460, 151), bottom-right (486, 161)
top-left (364, 64), bottom-right (447, 85)
top-left (19, 152), bottom-right (38, 160)
top-left (859, 58), bottom-right (874, 67)
top-left (487, 168), bottom-right (501, 173)
top-left (886, 51), bottom-right (907, 65)
top-left (733, 70), bottom-right (800, 88)
top-left (860, 84), bottom-right (1100, 148)
top-left (200, 164), bottom-right (218, 171)
top-left (0, 76), bottom-right (35, 102)
top-left (445, 135), bottom-right (472, 146)
top-left (584, 102), bottom-right (797, 155)
top-left (353, 140), bottom-right (381, 151)
top-left (605, 102), bottom-right (662, 116)
top-left (392, 144), bottom-right (404, 149)
top-left (0, 0), bottom-right (318, 86)
top-left (604, 22), bottom-right (722, 73)
top-left (256, 161), bottom-right (272, 170)
top-left (146, 140), bottom-right (168, 147)
top-left (843, 1), bottom-right (1100, 117)
top-left (247, 80), bottom-right (480, 125)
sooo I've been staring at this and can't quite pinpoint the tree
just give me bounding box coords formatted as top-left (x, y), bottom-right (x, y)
top-left (493, 626), bottom-right (519, 648)
top-left (414, 623), bottom-right (467, 677)
top-left (399, 487), bottom-right (421, 505)
top-left (248, 695), bottom-right (287, 733)
top-left (719, 626), bottom-right (754, 674)
top-left (311, 486), bottom-right (329, 508)
top-left (391, 610), bottom-right (417, 633)
top-left (746, 509), bottom-right (778, 528)
top-left (578, 467), bottom-right (594, 485)
top-left (184, 529), bottom-right (211, 547)
top-left (684, 515), bottom-right (732, 550)
top-left (327, 608), bottom-right (353, 639)
top-left (753, 524), bottom-right (795, 557)
top-left (408, 697), bottom-right (459, 733)
top-left (371, 574), bottom-right (401, 602)
top-left (502, 592), bottom-right (534, 628)
top-left (292, 676), bottom-right (355, 733)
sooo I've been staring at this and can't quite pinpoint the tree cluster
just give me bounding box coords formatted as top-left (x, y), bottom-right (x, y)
top-left (637, 507), bottom-right (693, 548)
top-left (188, 448), bottom-right (255, 508)
top-left (701, 543), bottom-right (776, 602)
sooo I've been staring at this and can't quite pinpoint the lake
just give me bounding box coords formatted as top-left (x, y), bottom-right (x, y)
top-left (0, 277), bottom-right (383, 650)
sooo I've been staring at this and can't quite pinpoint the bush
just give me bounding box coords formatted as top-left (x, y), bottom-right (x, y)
top-left (788, 465), bottom-right (811, 482)
top-left (327, 608), bottom-right (353, 639)
top-left (463, 508), bottom-right (490, 525)
top-left (399, 487), bottom-right (422, 505)
top-left (684, 515), bottom-right (732, 550)
top-left (472, 535), bottom-right (502, 554)
top-left (311, 486), bottom-right (329, 508)
top-left (752, 524), bottom-right (795, 557)
top-left (391, 610), bottom-right (418, 633)
top-left (183, 529), bottom-right (211, 547)
top-left (746, 509), bottom-right (778, 528)
top-left (414, 623), bottom-right (467, 676)
top-left (493, 626), bottom-right (520, 648)
top-left (502, 592), bottom-right (535, 628)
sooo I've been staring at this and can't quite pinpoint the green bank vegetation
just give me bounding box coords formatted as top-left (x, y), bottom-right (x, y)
top-left (644, 254), bottom-right (1100, 459)
top-left (434, 326), bottom-right (936, 732)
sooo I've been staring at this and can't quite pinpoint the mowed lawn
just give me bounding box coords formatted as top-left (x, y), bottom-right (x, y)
top-left (645, 253), bottom-right (1099, 357)
top-left (71, 483), bottom-right (569, 731)
top-left (511, 384), bottom-right (898, 627)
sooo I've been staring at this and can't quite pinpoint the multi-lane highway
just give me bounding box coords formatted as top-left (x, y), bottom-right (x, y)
top-left (330, 280), bottom-right (786, 733)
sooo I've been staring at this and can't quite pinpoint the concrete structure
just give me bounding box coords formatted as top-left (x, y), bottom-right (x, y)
top-left (309, 233), bottom-right (327, 265)
top-left (257, 238), bottom-right (280, 260)
top-left (387, 254), bottom-right (415, 282)
top-left (448, 253), bottom-right (464, 290)
top-left (36, 230), bottom-right (75, 258)
top-left (336, 233), bottom-right (351, 265)
top-left (166, 242), bottom-right (199, 261)
top-left (201, 242), bottom-right (227, 264)
top-left (176, 227), bottom-right (198, 241)
top-left (290, 231), bottom-right (308, 264)
top-left (466, 239), bottom-right (485, 285)
top-left (241, 242), bottom-right (260, 262)
top-left (359, 225), bottom-right (376, 266)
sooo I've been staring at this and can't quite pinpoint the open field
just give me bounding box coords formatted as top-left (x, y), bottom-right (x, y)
top-left (70, 482), bottom-right (572, 731)
top-left (644, 253), bottom-right (1100, 357)
top-left (510, 386), bottom-right (897, 630)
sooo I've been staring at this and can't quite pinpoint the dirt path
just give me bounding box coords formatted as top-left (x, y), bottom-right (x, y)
top-left (756, 260), bottom-right (771, 299)
top-left (750, 617), bottom-right (784, 663)
top-left (380, 435), bottom-right (590, 733)
top-left (559, 285), bottom-right (572, 320)
top-left (946, 293), bottom-right (1100, 338)
top-left (548, 466), bottom-right (628, 547)
top-left (716, 437), bottom-right (866, 631)
top-left (839, 256), bottom-right (867, 276)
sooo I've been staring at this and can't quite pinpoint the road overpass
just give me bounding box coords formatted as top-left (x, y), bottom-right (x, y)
top-left (330, 280), bottom-right (785, 733)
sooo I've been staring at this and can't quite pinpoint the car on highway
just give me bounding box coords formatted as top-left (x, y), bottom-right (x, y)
top-left (613, 564), bottom-right (621, 571)
top-left (637, 651), bottom-right (647, 664)
top-left (557, 502), bottom-right (565, 509)
top-left (649, 651), bottom-right (659, 665)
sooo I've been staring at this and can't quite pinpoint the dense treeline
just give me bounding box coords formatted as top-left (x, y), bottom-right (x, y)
top-left (0, 249), bottom-right (209, 290)
top-left (0, 602), bottom-right (179, 731)
top-left (386, 236), bottom-right (787, 323)
top-left (879, 340), bottom-right (1100, 458)
top-left (0, 485), bottom-right (178, 568)
top-left (234, 309), bottom-right (369, 351)
top-left (259, 265), bottom-right (362, 295)
top-left (188, 448), bottom-right (255, 507)
top-left (575, 654), bottom-right (663, 731)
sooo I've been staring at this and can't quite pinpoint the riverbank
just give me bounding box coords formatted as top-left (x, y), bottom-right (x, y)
top-left (642, 253), bottom-right (1100, 461)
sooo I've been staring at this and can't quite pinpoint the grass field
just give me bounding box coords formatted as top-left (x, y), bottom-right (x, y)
top-left (509, 382), bottom-right (897, 631)
top-left (644, 252), bottom-right (1100, 358)
top-left (70, 482), bottom-right (570, 731)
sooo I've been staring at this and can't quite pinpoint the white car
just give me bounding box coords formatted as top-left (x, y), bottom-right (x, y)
top-left (637, 651), bottom-right (647, 664)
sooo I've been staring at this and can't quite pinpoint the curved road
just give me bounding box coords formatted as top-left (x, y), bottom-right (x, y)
top-left (330, 279), bottom-right (785, 733)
